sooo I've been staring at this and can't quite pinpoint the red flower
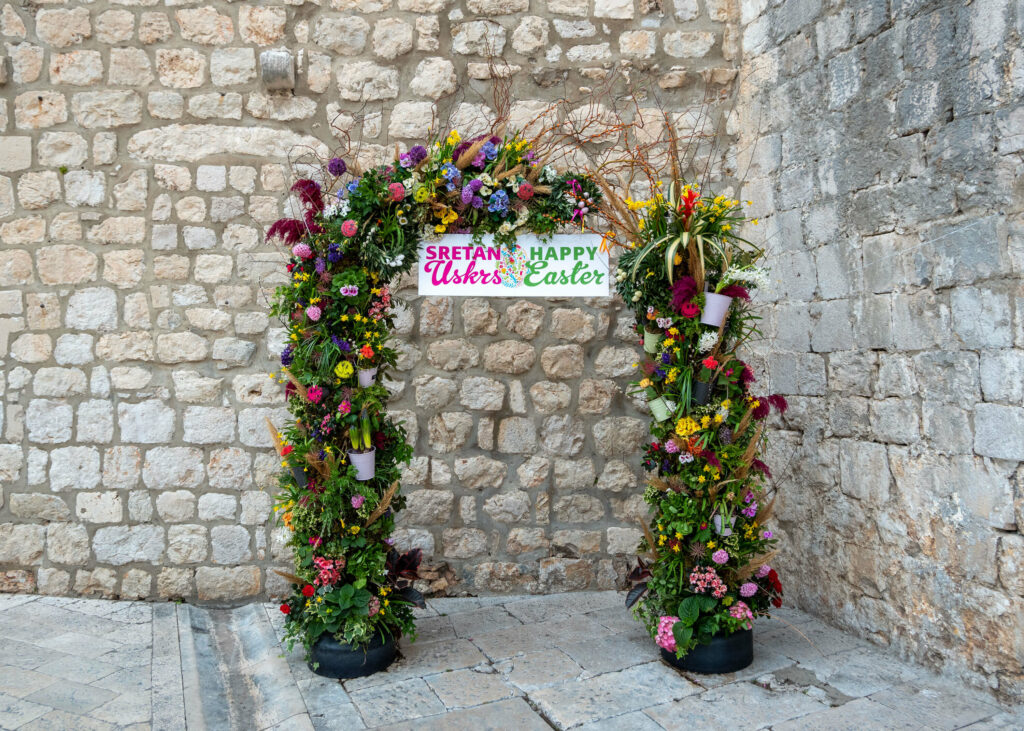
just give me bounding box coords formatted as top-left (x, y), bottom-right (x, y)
top-left (680, 302), bottom-right (699, 318)
top-left (279, 604), bottom-right (291, 615)
top-left (517, 183), bottom-right (534, 200)
top-left (360, 345), bottom-right (375, 359)
top-left (281, 445), bottom-right (294, 456)
top-left (302, 584), bottom-right (315, 598)
top-left (679, 187), bottom-right (699, 220)
top-left (702, 356), bottom-right (719, 370)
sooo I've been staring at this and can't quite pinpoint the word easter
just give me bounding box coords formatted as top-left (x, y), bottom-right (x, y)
top-left (418, 234), bottom-right (609, 297)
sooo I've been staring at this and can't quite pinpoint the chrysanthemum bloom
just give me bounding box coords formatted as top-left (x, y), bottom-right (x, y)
top-left (306, 305), bottom-right (321, 322)
top-left (517, 182), bottom-right (534, 200)
top-left (334, 362), bottom-right (354, 379)
top-left (351, 495), bottom-right (365, 508)
top-left (341, 219), bottom-right (358, 237)
top-left (388, 183), bottom-right (405, 201)
top-left (712, 549), bottom-right (729, 564)
top-left (680, 302), bottom-right (699, 318)
top-left (292, 243), bottom-right (312, 259)
top-left (740, 582), bottom-right (758, 597)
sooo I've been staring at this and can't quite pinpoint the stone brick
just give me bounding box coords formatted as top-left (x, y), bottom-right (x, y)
top-left (454, 456), bottom-right (508, 489)
top-left (505, 301), bottom-right (545, 339)
top-left (484, 341), bottom-right (536, 374)
top-left (93, 525), bottom-right (165, 566)
top-left (530, 382), bottom-right (572, 414)
top-left (196, 566), bottom-right (260, 600)
top-left (35, 8), bottom-right (91, 48)
top-left (410, 58), bottom-right (458, 99)
top-left (460, 377), bottom-right (505, 411)
top-left (497, 417), bottom-right (538, 454)
top-left (143, 447), bottom-right (205, 490)
top-left (442, 528), bottom-right (489, 558)
top-left (975, 404), bottom-right (1024, 460)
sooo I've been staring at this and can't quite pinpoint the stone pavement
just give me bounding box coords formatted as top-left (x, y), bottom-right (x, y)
top-left (0, 592), bottom-right (1021, 730)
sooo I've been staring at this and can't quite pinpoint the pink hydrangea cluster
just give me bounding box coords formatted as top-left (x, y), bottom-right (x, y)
top-left (655, 615), bottom-right (679, 652)
top-left (312, 556), bottom-right (345, 586)
top-left (306, 305), bottom-right (322, 322)
top-left (368, 596), bottom-right (381, 617)
top-left (351, 495), bottom-right (365, 509)
top-left (689, 566), bottom-right (727, 598)
top-left (664, 439), bottom-right (680, 454)
top-left (740, 582), bottom-right (758, 597)
top-left (756, 564), bottom-right (772, 578)
top-left (729, 601), bottom-right (754, 628)
top-left (292, 243), bottom-right (312, 259)
top-left (711, 549), bottom-right (730, 565)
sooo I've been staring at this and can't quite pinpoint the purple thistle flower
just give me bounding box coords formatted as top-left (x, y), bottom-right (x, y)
top-left (468, 178), bottom-right (484, 192)
top-left (471, 195), bottom-right (484, 209)
top-left (461, 186), bottom-right (474, 205)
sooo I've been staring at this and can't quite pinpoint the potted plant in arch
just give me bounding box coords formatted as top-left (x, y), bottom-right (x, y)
top-left (347, 410), bottom-right (376, 481)
top-left (595, 157), bottom-right (784, 673)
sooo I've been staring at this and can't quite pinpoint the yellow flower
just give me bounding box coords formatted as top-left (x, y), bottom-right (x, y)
top-left (663, 338), bottom-right (675, 348)
top-left (707, 541), bottom-right (716, 549)
top-left (639, 378), bottom-right (652, 388)
top-left (713, 414), bottom-right (723, 424)
top-left (349, 525), bottom-right (360, 535)
top-left (334, 361), bottom-right (354, 379)
top-left (701, 415), bottom-right (711, 428)
top-left (671, 543), bottom-right (681, 553)
top-left (721, 399), bottom-right (731, 409)
top-left (414, 187), bottom-right (429, 203)
top-left (675, 417), bottom-right (698, 437)
top-left (435, 224), bottom-right (446, 234)
top-left (698, 475), bottom-right (706, 483)
top-left (447, 130), bottom-right (461, 144)
top-left (668, 328), bottom-right (679, 336)
top-left (658, 535), bottom-right (666, 545)
top-left (674, 531), bottom-right (682, 540)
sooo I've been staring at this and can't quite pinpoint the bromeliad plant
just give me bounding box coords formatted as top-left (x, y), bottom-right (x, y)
top-left (597, 171), bottom-right (785, 661)
top-left (267, 128), bottom-right (598, 659)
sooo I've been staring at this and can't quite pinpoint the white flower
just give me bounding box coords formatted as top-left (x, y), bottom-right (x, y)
top-left (498, 222), bottom-right (513, 234)
top-left (384, 254), bottom-right (405, 267)
top-left (478, 173), bottom-right (495, 186)
top-left (698, 331), bottom-right (718, 352)
top-left (540, 165), bottom-right (557, 183)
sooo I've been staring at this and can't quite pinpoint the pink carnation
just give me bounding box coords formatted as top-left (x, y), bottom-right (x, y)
top-left (341, 220), bottom-right (358, 237)
top-left (656, 615), bottom-right (679, 652)
top-left (388, 183), bottom-right (405, 202)
top-left (711, 549), bottom-right (729, 565)
top-left (306, 305), bottom-right (321, 322)
top-left (292, 243), bottom-right (313, 259)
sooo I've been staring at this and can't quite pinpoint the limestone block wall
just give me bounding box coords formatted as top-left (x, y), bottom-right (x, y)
top-left (0, 0), bottom-right (741, 601)
top-left (737, 0), bottom-right (1024, 701)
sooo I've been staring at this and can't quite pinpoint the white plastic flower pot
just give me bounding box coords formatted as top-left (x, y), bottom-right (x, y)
top-left (700, 293), bottom-right (733, 327)
top-left (357, 367), bottom-right (378, 388)
top-left (643, 330), bottom-right (661, 353)
top-left (713, 514), bottom-right (736, 537)
top-left (649, 397), bottom-right (677, 422)
top-left (348, 448), bottom-right (376, 481)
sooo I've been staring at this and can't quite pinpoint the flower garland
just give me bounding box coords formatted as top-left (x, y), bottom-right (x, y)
top-left (599, 180), bottom-right (784, 658)
top-left (267, 131), bottom-right (598, 656)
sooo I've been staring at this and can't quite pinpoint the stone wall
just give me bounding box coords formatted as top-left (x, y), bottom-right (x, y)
top-left (0, 0), bottom-right (740, 601)
top-left (737, 0), bottom-right (1024, 701)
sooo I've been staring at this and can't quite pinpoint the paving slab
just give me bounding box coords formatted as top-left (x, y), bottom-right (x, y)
top-left (0, 592), bottom-right (1019, 731)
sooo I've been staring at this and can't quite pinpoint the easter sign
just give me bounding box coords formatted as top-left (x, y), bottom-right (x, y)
top-left (417, 234), bottom-right (609, 297)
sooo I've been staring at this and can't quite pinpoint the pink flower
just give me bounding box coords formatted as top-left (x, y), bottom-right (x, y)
top-left (756, 564), bottom-right (771, 578)
top-left (517, 183), bottom-right (534, 200)
top-left (368, 596), bottom-right (381, 617)
top-left (680, 302), bottom-right (699, 319)
top-left (307, 386), bottom-right (323, 404)
top-left (306, 305), bottom-right (321, 321)
top-left (308, 537), bottom-right (322, 547)
top-left (729, 601), bottom-right (754, 628)
top-left (388, 183), bottom-right (405, 202)
top-left (337, 400), bottom-right (351, 415)
top-left (351, 495), bottom-right (365, 509)
top-left (341, 220), bottom-right (358, 237)
top-left (664, 439), bottom-right (680, 454)
top-left (711, 549), bottom-right (729, 565)
top-left (656, 615), bottom-right (679, 652)
top-left (740, 582), bottom-right (758, 597)
top-left (292, 243), bottom-right (312, 259)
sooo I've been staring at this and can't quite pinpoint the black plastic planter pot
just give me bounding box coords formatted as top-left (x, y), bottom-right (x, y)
top-left (661, 628), bottom-right (753, 674)
top-left (693, 380), bottom-right (712, 405)
top-left (309, 633), bottom-right (397, 679)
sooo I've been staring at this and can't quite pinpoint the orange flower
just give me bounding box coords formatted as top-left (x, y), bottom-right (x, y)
top-left (360, 345), bottom-right (374, 359)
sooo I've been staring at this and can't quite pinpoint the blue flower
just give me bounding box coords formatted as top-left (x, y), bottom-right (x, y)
top-left (347, 179), bottom-right (360, 193)
top-left (280, 345), bottom-right (294, 366)
top-left (327, 244), bottom-right (341, 263)
top-left (488, 189), bottom-right (510, 214)
top-left (481, 141), bottom-right (499, 160)
top-left (441, 163), bottom-right (460, 181)
top-left (661, 352), bottom-right (671, 364)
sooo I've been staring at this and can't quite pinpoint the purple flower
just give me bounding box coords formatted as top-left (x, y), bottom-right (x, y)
top-left (762, 530), bottom-right (773, 539)
top-left (468, 178), bottom-right (483, 192)
top-left (331, 335), bottom-right (352, 352)
top-left (327, 157), bottom-right (347, 176)
top-left (741, 504), bottom-right (758, 518)
top-left (461, 186), bottom-right (474, 205)
top-left (654, 369), bottom-right (666, 379)
top-left (280, 345), bottom-right (294, 366)
top-left (756, 565), bottom-right (771, 578)
top-left (384, 538), bottom-right (395, 546)
top-left (347, 179), bottom-right (360, 193)
top-left (711, 549), bottom-right (729, 565)
top-left (660, 352), bottom-right (671, 364)
top-left (351, 495), bottom-right (365, 509)
top-left (471, 195), bottom-right (484, 209)
top-left (408, 145), bottom-right (428, 164)
top-left (327, 244), bottom-right (341, 263)
top-left (315, 257), bottom-right (326, 274)
top-left (481, 141), bottom-right (498, 159)
top-left (740, 582), bottom-right (758, 598)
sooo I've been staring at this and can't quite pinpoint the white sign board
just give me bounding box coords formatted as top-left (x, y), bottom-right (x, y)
top-left (417, 234), bottom-right (609, 297)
